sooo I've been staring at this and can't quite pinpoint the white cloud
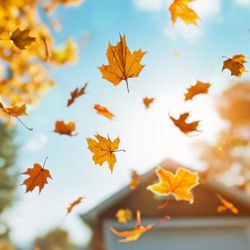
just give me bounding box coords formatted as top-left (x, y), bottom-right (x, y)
top-left (133, 0), bottom-right (166, 11)
top-left (24, 134), bottom-right (48, 152)
top-left (235, 0), bottom-right (250, 6)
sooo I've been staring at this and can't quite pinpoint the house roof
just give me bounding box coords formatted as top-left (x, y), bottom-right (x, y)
top-left (80, 158), bottom-right (250, 223)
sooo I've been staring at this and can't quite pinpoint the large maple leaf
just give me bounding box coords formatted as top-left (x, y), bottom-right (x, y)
top-left (147, 167), bottom-right (199, 203)
top-left (99, 34), bottom-right (146, 92)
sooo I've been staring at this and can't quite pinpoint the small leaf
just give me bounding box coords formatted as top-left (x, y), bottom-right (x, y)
top-left (116, 209), bottom-right (133, 224)
top-left (10, 28), bottom-right (36, 50)
top-left (86, 134), bottom-right (125, 173)
top-left (217, 194), bottom-right (239, 215)
top-left (143, 97), bottom-right (155, 109)
top-left (222, 54), bottom-right (247, 77)
top-left (184, 81), bottom-right (211, 101)
top-left (54, 120), bottom-right (77, 136)
top-left (94, 104), bottom-right (114, 119)
top-left (67, 197), bottom-right (84, 215)
top-left (67, 82), bottom-right (88, 107)
top-left (130, 170), bottom-right (140, 189)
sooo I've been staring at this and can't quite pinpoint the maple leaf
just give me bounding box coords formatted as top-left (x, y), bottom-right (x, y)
top-left (217, 194), bottom-right (239, 215)
top-left (86, 134), bottom-right (125, 173)
top-left (147, 167), bottom-right (199, 203)
top-left (169, 0), bottom-right (200, 26)
top-left (169, 112), bottom-right (200, 135)
top-left (94, 104), bottom-right (114, 119)
top-left (130, 170), bottom-right (140, 189)
top-left (116, 209), bottom-right (133, 224)
top-left (222, 54), bottom-right (247, 77)
top-left (111, 211), bottom-right (154, 242)
top-left (67, 197), bottom-right (84, 215)
top-left (184, 81), bottom-right (211, 101)
top-left (143, 97), bottom-right (155, 109)
top-left (54, 120), bottom-right (77, 136)
top-left (22, 157), bottom-right (52, 193)
top-left (0, 102), bottom-right (33, 130)
top-left (67, 82), bottom-right (88, 107)
top-left (10, 28), bottom-right (36, 50)
top-left (99, 34), bottom-right (146, 93)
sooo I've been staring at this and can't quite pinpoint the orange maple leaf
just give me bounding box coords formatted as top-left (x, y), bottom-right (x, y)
top-left (111, 210), bottom-right (154, 242)
top-left (54, 120), bottom-right (77, 136)
top-left (216, 194), bottom-right (239, 215)
top-left (86, 134), bottom-right (125, 173)
top-left (222, 54), bottom-right (247, 77)
top-left (184, 81), bottom-right (211, 101)
top-left (143, 97), bottom-right (155, 109)
top-left (169, 0), bottom-right (200, 26)
top-left (116, 209), bottom-right (133, 224)
top-left (147, 167), bottom-right (199, 203)
top-left (67, 197), bottom-right (84, 215)
top-left (130, 170), bottom-right (140, 189)
top-left (21, 157), bottom-right (52, 193)
top-left (94, 104), bottom-right (114, 119)
top-left (67, 82), bottom-right (88, 107)
top-left (169, 112), bottom-right (200, 135)
top-left (0, 102), bottom-right (32, 130)
top-left (10, 28), bottom-right (36, 50)
top-left (99, 34), bottom-right (146, 93)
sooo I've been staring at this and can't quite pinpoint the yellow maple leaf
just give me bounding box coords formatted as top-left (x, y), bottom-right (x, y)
top-left (147, 167), bottom-right (199, 203)
top-left (99, 34), bottom-right (146, 92)
top-left (116, 209), bottom-right (133, 224)
top-left (222, 54), bottom-right (247, 77)
top-left (86, 134), bottom-right (125, 173)
top-left (169, 0), bottom-right (200, 25)
top-left (10, 28), bottom-right (36, 50)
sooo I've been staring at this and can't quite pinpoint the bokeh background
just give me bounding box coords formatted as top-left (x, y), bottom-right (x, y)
top-left (0, 0), bottom-right (250, 249)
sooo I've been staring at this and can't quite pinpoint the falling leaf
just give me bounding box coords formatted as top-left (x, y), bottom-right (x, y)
top-left (67, 197), bottom-right (84, 215)
top-left (169, 0), bottom-right (200, 25)
top-left (130, 170), bottom-right (140, 189)
top-left (0, 102), bottom-right (33, 130)
top-left (172, 50), bottom-right (180, 57)
top-left (67, 82), bottom-right (88, 107)
top-left (86, 134), bottom-right (125, 173)
top-left (143, 97), bottom-right (155, 109)
top-left (184, 81), bottom-right (211, 101)
top-left (157, 199), bottom-right (169, 210)
top-left (111, 210), bottom-right (154, 242)
top-left (94, 104), bottom-right (114, 119)
top-left (116, 209), bottom-right (133, 224)
top-left (22, 157), bottom-right (52, 193)
top-left (147, 167), bottom-right (199, 203)
top-left (169, 112), bottom-right (200, 135)
top-left (222, 54), bottom-right (247, 77)
top-left (99, 34), bottom-right (146, 93)
top-left (10, 28), bottom-right (36, 50)
top-left (54, 120), bottom-right (77, 136)
top-left (217, 194), bottom-right (239, 215)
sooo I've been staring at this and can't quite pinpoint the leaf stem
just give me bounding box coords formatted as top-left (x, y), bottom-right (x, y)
top-left (42, 157), bottom-right (48, 169)
top-left (125, 79), bottom-right (130, 93)
top-left (114, 149), bottom-right (126, 153)
top-left (13, 116), bottom-right (33, 131)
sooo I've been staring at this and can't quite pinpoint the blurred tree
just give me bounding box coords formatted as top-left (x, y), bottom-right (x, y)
top-left (0, 123), bottom-right (17, 249)
top-left (34, 228), bottom-right (81, 250)
top-left (0, 0), bottom-right (80, 123)
top-left (198, 82), bottom-right (250, 194)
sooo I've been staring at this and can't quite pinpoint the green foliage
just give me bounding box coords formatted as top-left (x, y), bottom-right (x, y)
top-left (34, 228), bottom-right (81, 250)
top-left (0, 123), bottom-right (17, 213)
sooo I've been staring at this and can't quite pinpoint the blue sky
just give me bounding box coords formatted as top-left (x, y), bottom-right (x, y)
top-left (3, 0), bottom-right (250, 248)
